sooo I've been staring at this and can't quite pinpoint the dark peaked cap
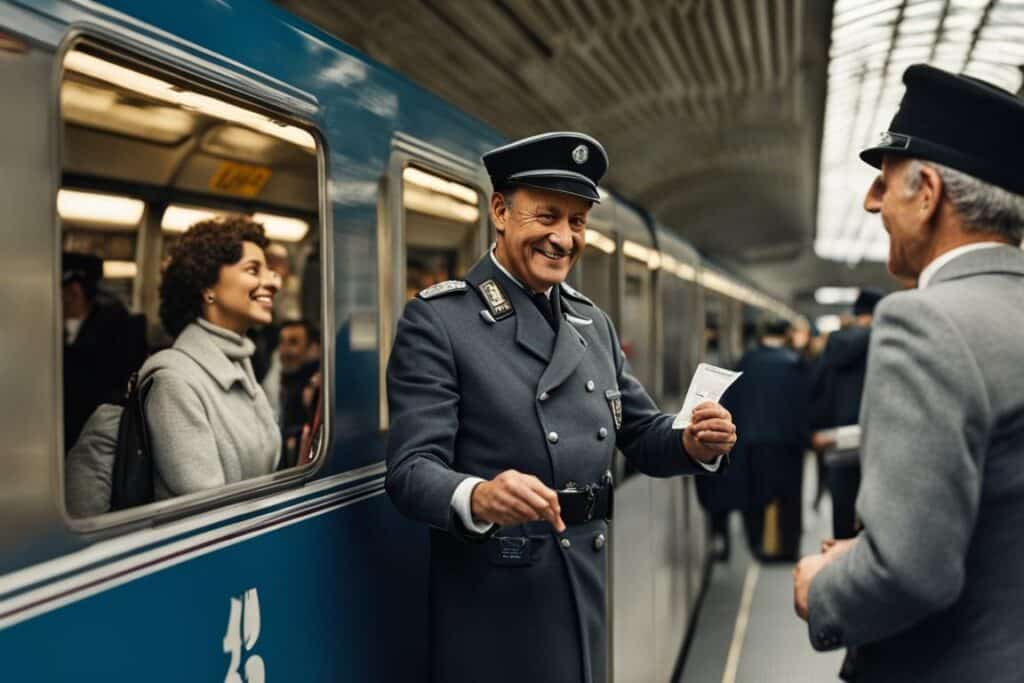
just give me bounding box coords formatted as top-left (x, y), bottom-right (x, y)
top-left (860, 64), bottom-right (1024, 196)
top-left (483, 132), bottom-right (609, 203)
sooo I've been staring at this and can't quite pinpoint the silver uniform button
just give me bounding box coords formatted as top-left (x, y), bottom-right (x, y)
top-left (560, 538), bottom-right (572, 549)
top-left (539, 391), bottom-right (549, 402)
top-left (585, 380), bottom-right (595, 392)
top-left (547, 431), bottom-right (559, 444)
top-left (594, 533), bottom-right (606, 550)
top-left (598, 427), bottom-right (608, 440)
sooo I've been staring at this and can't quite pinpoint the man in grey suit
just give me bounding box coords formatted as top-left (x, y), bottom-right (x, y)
top-left (793, 64), bottom-right (1024, 681)
top-left (386, 132), bottom-right (737, 683)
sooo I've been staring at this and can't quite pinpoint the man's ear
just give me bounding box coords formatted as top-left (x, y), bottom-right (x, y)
top-left (490, 192), bottom-right (508, 234)
top-left (917, 164), bottom-right (943, 225)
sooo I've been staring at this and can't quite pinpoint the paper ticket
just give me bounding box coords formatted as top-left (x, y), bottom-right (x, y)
top-left (672, 362), bottom-right (743, 430)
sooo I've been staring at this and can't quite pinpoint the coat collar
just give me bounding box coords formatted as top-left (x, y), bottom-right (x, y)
top-left (465, 256), bottom-right (587, 391)
top-left (173, 319), bottom-right (258, 397)
top-left (929, 243), bottom-right (1024, 287)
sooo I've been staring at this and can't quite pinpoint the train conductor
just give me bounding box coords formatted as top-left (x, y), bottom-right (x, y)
top-left (385, 132), bottom-right (738, 683)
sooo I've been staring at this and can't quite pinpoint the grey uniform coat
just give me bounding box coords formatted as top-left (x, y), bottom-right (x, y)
top-left (386, 255), bottom-right (714, 683)
top-left (807, 245), bottom-right (1024, 681)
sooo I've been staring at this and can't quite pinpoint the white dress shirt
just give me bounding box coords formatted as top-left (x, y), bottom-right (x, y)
top-left (917, 242), bottom-right (1007, 289)
top-left (451, 249), bottom-right (720, 534)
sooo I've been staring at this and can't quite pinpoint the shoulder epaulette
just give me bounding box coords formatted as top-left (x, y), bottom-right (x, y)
top-left (560, 281), bottom-right (594, 306)
top-left (418, 280), bottom-right (468, 300)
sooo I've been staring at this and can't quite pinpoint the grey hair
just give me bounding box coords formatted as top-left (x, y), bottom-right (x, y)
top-left (904, 160), bottom-right (1024, 242)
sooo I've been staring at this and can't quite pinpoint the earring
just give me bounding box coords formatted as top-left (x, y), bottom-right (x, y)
top-left (205, 294), bottom-right (215, 304)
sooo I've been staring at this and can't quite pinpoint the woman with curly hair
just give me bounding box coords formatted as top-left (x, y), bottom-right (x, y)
top-left (141, 216), bottom-right (282, 500)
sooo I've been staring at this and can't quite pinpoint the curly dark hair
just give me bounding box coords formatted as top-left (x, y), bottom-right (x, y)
top-left (159, 216), bottom-right (269, 337)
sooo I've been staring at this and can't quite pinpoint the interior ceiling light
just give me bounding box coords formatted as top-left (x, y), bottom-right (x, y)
top-left (102, 260), bottom-right (138, 279)
top-left (61, 80), bottom-right (195, 143)
top-left (816, 315), bottom-right (843, 334)
top-left (585, 229), bottom-right (616, 254)
top-left (622, 240), bottom-right (661, 270)
top-left (57, 189), bottom-right (145, 228)
top-left (162, 205), bottom-right (310, 243)
top-left (816, 0), bottom-right (1024, 264)
top-left (63, 50), bottom-right (316, 152)
top-left (815, 286), bottom-right (861, 305)
top-left (403, 167), bottom-right (479, 205)
top-left (403, 185), bottom-right (480, 224)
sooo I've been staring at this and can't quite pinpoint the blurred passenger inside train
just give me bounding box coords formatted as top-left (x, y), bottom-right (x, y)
top-left (62, 251), bottom-right (147, 451)
top-left (808, 288), bottom-right (882, 540)
top-left (794, 64), bottom-right (1024, 681)
top-left (260, 319), bottom-right (320, 469)
top-left (141, 217), bottom-right (282, 499)
top-left (698, 319), bottom-right (809, 562)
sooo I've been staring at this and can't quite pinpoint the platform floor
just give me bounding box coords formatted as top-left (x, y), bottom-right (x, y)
top-left (678, 456), bottom-right (846, 683)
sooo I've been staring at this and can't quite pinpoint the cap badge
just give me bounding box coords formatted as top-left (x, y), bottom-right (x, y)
top-left (877, 131), bottom-right (911, 150)
top-left (572, 144), bottom-right (589, 165)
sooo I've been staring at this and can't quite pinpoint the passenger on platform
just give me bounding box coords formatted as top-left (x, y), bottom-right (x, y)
top-left (385, 132), bottom-right (737, 683)
top-left (698, 319), bottom-right (809, 562)
top-left (793, 64), bottom-right (1024, 681)
top-left (142, 217), bottom-right (282, 500)
top-left (808, 288), bottom-right (882, 540)
top-left (62, 251), bottom-right (147, 451)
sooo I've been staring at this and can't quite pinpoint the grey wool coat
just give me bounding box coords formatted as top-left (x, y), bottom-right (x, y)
top-left (143, 318), bottom-right (280, 500)
top-left (386, 255), bottom-right (717, 683)
top-left (807, 245), bottom-right (1024, 681)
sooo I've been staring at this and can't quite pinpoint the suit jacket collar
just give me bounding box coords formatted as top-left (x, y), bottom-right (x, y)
top-left (929, 243), bottom-right (1024, 286)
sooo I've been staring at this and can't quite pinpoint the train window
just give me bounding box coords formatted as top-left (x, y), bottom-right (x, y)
top-left (659, 256), bottom-right (698, 406)
top-left (621, 240), bottom-right (659, 388)
top-left (59, 41), bottom-right (326, 523)
top-left (378, 141), bottom-right (489, 429)
top-left (580, 228), bottom-right (616, 313)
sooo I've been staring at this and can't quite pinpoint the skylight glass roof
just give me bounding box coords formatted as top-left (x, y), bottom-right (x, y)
top-left (815, 0), bottom-right (1024, 263)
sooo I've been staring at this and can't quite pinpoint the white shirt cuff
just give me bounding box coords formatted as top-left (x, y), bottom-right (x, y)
top-left (696, 454), bottom-right (725, 472)
top-left (452, 476), bottom-right (494, 534)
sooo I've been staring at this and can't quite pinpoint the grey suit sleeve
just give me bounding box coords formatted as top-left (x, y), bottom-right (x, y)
top-left (807, 294), bottom-right (991, 650)
top-left (385, 297), bottom-right (477, 534)
top-left (605, 313), bottom-right (711, 478)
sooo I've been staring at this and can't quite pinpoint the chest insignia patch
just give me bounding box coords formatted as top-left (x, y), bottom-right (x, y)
top-left (478, 279), bottom-right (514, 320)
top-left (605, 389), bottom-right (623, 430)
top-left (418, 280), bottom-right (467, 299)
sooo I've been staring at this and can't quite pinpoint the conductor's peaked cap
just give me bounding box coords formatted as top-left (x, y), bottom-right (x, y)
top-left (483, 132), bottom-right (609, 203)
top-left (860, 64), bottom-right (1024, 196)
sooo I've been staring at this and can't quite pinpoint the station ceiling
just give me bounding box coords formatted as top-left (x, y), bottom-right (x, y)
top-left (278, 0), bottom-right (898, 307)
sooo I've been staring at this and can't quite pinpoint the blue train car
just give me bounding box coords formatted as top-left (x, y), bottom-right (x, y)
top-left (0, 2), bottom-right (796, 680)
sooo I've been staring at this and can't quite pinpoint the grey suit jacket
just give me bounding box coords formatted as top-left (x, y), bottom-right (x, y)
top-left (807, 245), bottom-right (1024, 681)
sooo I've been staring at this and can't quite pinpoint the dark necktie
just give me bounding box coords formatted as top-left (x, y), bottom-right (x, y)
top-left (530, 292), bottom-right (558, 332)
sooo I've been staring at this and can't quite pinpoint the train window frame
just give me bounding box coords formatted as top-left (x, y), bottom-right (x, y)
top-left (377, 133), bottom-right (490, 430)
top-left (55, 34), bottom-right (334, 534)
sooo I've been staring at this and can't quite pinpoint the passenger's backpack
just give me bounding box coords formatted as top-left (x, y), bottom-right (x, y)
top-left (109, 371), bottom-right (155, 511)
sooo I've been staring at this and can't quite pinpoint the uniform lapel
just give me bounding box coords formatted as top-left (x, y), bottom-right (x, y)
top-left (465, 254), bottom-right (555, 363)
top-left (538, 289), bottom-right (588, 395)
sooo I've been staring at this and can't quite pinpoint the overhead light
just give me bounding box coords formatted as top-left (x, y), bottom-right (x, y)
top-left (252, 212), bottom-right (309, 242)
top-left (816, 315), bottom-right (843, 334)
top-left (57, 189), bottom-right (144, 228)
top-left (63, 50), bottom-right (316, 152)
top-left (586, 229), bottom-right (616, 254)
top-left (61, 80), bottom-right (196, 143)
top-left (403, 167), bottom-right (479, 205)
top-left (622, 240), bottom-right (660, 270)
top-left (162, 205), bottom-right (222, 233)
top-left (162, 205), bottom-right (310, 243)
top-left (815, 287), bottom-right (861, 305)
top-left (404, 185), bottom-right (480, 223)
top-left (103, 260), bottom-right (138, 279)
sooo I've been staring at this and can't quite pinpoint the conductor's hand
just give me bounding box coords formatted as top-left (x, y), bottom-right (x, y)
top-left (471, 469), bottom-right (566, 533)
top-left (683, 401), bottom-right (737, 463)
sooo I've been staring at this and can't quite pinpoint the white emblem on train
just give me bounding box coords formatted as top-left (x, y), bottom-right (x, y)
top-left (223, 588), bottom-right (265, 683)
